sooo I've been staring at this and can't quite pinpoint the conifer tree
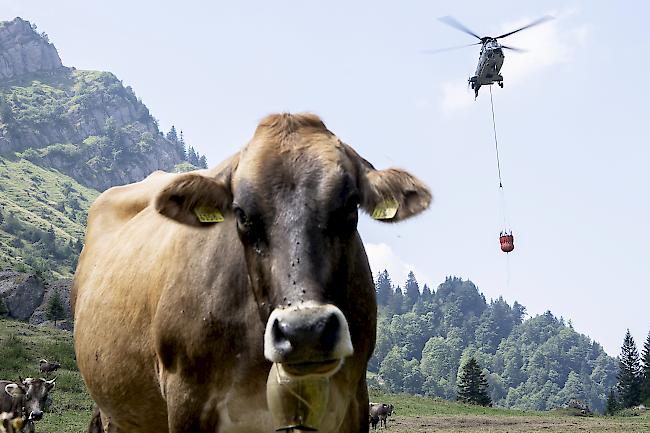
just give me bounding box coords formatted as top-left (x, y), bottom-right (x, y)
top-left (178, 130), bottom-right (187, 159)
top-left (403, 271), bottom-right (420, 310)
top-left (617, 329), bottom-right (642, 408)
top-left (0, 297), bottom-right (8, 317)
top-left (198, 155), bottom-right (208, 169)
top-left (389, 286), bottom-right (404, 315)
top-left (421, 284), bottom-right (432, 303)
top-left (457, 357), bottom-right (491, 406)
top-left (166, 125), bottom-right (178, 143)
top-left (641, 330), bottom-right (650, 403)
top-left (46, 289), bottom-right (66, 326)
top-left (605, 388), bottom-right (619, 415)
top-left (375, 270), bottom-right (393, 306)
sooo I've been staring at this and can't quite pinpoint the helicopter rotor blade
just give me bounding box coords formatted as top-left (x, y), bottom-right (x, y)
top-left (500, 44), bottom-right (527, 53)
top-left (438, 16), bottom-right (482, 40)
top-left (495, 15), bottom-right (554, 39)
top-left (422, 42), bottom-right (481, 54)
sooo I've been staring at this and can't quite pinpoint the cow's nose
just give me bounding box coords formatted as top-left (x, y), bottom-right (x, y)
top-left (271, 310), bottom-right (340, 357)
top-left (264, 304), bottom-right (353, 366)
top-left (30, 410), bottom-right (43, 420)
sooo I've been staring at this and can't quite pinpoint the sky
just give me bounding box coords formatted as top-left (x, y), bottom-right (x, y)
top-left (3, 0), bottom-right (648, 356)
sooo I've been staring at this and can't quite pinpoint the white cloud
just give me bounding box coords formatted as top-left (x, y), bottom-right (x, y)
top-left (440, 11), bottom-right (589, 113)
top-left (365, 242), bottom-right (432, 289)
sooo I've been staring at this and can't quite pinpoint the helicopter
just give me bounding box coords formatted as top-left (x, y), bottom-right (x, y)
top-left (428, 15), bottom-right (553, 98)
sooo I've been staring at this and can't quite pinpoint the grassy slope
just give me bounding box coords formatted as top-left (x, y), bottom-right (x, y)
top-left (0, 319), bottom-right (92, 433)
top-left (0, 156), bottom-right (98, 276)
top-left (370, 391), bottom-right (650, 433)
top-left (2, 318), bottom-right (647, 433)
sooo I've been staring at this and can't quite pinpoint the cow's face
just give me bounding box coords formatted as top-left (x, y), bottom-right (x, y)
top-left (20, 378), bottom-right (55, 421)
top-left (155, 114), bottom-right (430, 378)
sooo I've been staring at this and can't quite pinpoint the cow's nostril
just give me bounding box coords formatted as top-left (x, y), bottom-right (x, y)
top-left (271, 318), bottom-right (292, 354)
top-left (320, 312), bottom-right (340, 350)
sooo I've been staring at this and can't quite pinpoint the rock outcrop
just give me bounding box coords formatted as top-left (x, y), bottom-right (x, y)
top-left (0, 271), bottom-right (45, 320)
top-left (0, 272), bottom-right (72, 329)
top-left (0, 17), bottom-right (63, 80)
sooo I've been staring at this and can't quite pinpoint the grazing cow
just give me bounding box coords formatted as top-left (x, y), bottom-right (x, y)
top-left (72, 113), bottom-right (431, 433)
top-left (38, 359), bottom-right (61, 376)
top-left (369, 403), bottom-right (394, 429)
top-left (0, 378), bottom-right (55, 433)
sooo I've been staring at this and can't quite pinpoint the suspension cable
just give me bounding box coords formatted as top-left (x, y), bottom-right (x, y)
top-left (489, 86), bottom-right (509, 231)
top-left (489, 86), bottom-right (503, 188)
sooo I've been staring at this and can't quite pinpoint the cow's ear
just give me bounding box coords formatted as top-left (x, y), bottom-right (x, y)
top-left (154, 173), bottom-right (232, 227)
top-left (344, 144), bottom-right (431, 222)
top-left (45, 378), bottom-right (56, 390)
top-left (5, 384), bottom-right (24, 398)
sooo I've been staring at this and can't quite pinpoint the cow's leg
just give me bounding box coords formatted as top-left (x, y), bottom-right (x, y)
top-left (87, 406), bottom-right (124, 433)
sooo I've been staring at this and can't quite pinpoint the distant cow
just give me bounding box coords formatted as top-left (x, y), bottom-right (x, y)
top-left (0, 377), bottom-right (55, 432)
top-left (38, 359), bottom-right (60, 376)
top-left (369, 403), bottom-right (394, 429)
top-left (73, 113), bottom-right (431, 433)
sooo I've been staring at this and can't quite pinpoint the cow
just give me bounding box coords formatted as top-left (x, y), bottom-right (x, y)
top-left (369, 403), bottom-right (394, 429)
top-left (0, 378), bottom-right (55, 433)
top-left (72, 113), bottom-right (431, 433)
top-left (38, 359), bottom-right (60, 376)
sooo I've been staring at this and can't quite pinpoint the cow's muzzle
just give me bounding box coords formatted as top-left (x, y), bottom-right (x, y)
top-left (263, 303), bottom-right (353, 377)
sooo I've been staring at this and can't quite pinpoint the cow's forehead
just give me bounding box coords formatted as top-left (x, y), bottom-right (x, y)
top-left (233, 131), bottom-right (353, 196)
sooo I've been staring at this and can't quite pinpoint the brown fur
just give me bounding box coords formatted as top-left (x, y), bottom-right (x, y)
top-left (72, 113), bottom-right (430, 433)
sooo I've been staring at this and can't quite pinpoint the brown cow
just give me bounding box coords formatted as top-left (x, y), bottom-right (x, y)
top-left (72, 113), bottom-right (431, 433)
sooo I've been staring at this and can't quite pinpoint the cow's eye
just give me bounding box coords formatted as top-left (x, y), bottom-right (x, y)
top-left (233, 206), bottom-right (247, 227)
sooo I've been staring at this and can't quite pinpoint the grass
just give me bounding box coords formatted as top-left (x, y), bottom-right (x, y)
top-left (2, 318), bottom-right (648, 433)
top-left (369, 391), bottom-right (650, 432)
top-left (0, 319), bottom-right (93, 433)
top-left (0, 156), bottom-right (98, 276)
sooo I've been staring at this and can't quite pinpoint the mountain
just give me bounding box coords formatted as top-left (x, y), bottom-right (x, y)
top-left (369, 274), bottom-right (618, 414)
top-left (0, 17), bottom-right (204, 277)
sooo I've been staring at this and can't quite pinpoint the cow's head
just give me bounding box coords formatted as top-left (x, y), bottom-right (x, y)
top-left (155, 113), bottom-right (430, 378)
top-left (18, 377), bottom-right (55, 421)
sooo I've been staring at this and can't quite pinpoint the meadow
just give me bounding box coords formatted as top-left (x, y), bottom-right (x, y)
top-left (1, 319), bottom-right (648, 433)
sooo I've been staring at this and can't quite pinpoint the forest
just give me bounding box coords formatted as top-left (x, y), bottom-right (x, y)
top-left (368, 272), bottom-right (623, 413)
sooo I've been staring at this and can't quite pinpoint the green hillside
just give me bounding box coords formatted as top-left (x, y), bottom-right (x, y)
top-left (0, 318), bottom-right (92, 433)
top-left (0, 17), bottom-right (208, 277)
top-left (0, 157), bottom-right (96, 277)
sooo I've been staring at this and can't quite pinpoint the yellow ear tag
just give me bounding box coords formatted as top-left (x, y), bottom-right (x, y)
top-left (193, 205), bottom-right (224, 223)
top-left (372, 199), bottom-right (399, 220)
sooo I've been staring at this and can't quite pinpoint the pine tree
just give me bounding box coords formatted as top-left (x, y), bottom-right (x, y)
top-left (375, 270), bottom-right (393, 306)
top-left (0, 297), bottom-right (8, 317)
top-left (46, 289), bottom-right (66, 326)
top-left (421, 284), bottom-right (432, 303)
top-left (617, 329), bottom-right (642, 408)
top-left (457, 357), bottom-right (491, 406)
top-left (166, 125), bottom-right (178, 143)
top-left (178, 130), bottom-right (187, 159)
top-left (403, 271), bottom-right (420, 310)
top-left (605, 388), bottom-right (619, 415)
top-left (641, 330), bottom-right (650, 403)
top-left (198, 155), bottom-right (208, 169)
top-left (389, 286), bottom-right (404, 315)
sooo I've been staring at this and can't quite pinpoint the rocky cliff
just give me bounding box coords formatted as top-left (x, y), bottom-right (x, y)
top-left (0, 17), bottom-right (185, 191)
top-left (0, 17), bottom-right (199, 277)
top-left (0, 18), bottom-right (63, 80)
top-left (0, 271), bottom-right (72, 330)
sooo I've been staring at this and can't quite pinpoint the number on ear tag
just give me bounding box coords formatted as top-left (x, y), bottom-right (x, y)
top-left (193, 205), bottom-right (224, 223)
top-left (372, 199), bottom-right (399, 220)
